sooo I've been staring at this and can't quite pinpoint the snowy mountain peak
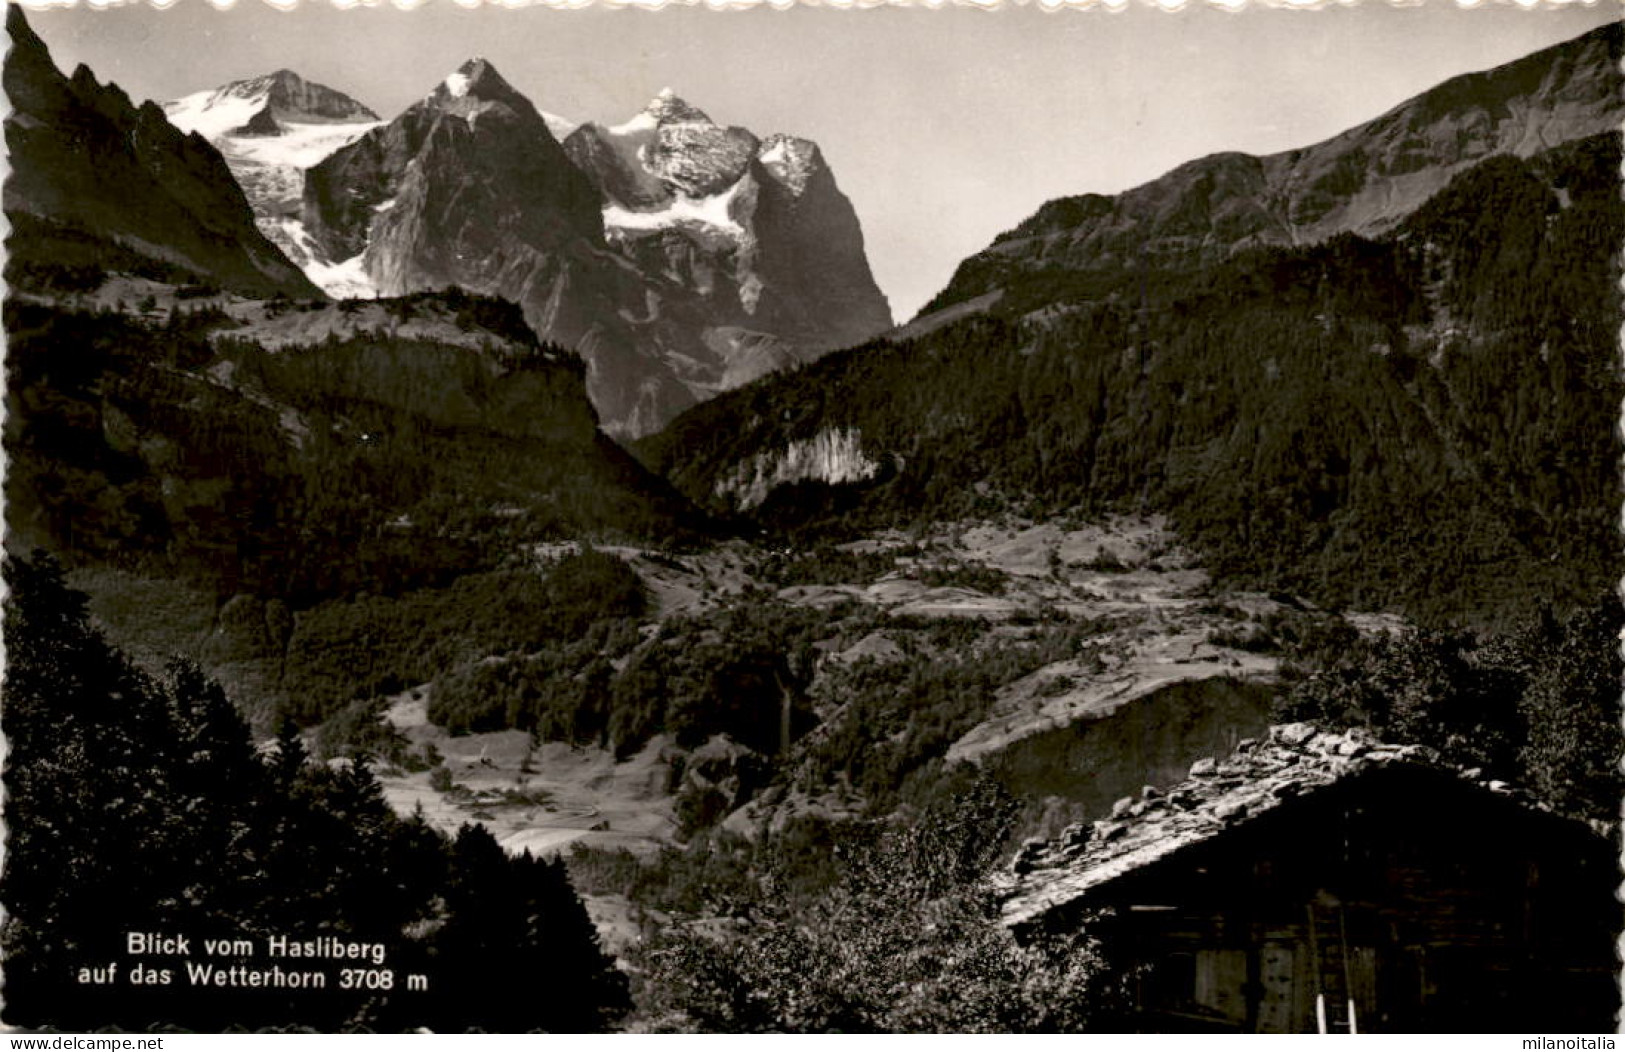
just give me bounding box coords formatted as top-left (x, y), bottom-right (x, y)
top-left (429, 58), bottom-right (522, 107)
top-left (166, 69), bottom-right (377, 140)
top-left (641, 89), bottom-right (712, 126)
top-left (600, 90), bottom-right (713, 140)
top-left (163, 70), bottom-right (384, 299)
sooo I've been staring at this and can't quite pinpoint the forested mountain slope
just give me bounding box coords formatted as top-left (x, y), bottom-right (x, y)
top-left (7, 291), bottom-right (700, 609)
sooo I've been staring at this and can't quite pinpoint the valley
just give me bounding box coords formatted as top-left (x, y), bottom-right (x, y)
top-left (64, 505), bottom-right (1355, 960)
top-left (278, 519), bottom-right (1362, 939)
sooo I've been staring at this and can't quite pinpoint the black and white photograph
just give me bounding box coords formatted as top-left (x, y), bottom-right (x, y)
top-left (2, 0), bottom-right (1621, 1034)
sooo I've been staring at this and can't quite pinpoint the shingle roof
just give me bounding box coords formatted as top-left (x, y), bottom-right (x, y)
top-left (999, 721), bottom-right (1590, 930)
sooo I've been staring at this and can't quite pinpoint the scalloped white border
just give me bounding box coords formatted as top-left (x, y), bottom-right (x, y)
top-left (10, 0), bottom-right (1623, 12)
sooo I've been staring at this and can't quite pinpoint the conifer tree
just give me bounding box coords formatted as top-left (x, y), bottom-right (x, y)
top-left (3, 554), bottom-right (630, 1032)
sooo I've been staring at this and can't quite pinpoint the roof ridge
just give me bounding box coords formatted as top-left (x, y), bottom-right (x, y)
top-left (999, 720), bottom-right (1605, 930)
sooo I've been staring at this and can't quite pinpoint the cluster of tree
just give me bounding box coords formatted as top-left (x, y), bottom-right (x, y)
top-left (1279, 593), bottom-right (1623, 824)
top-left (635, 781), bottom-right (1127, 1032)
top-left (429, 599), bottom-right (837, 760)
top-left (643, 133), bottom-right (1621, 629)
top-left (282, 549), bottom-right (648, 726)
top-left (795, 618), bottom-right (1097, 810)
top-left (2, 552), bottom-right (628, 1032)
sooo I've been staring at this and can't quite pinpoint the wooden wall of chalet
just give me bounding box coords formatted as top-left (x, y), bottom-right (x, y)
top-left (1045, 767), bottom-right (1618, 1033)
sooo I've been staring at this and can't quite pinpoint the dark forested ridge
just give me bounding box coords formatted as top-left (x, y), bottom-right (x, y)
top-left (5, 293), bottom-right (701, 604)
top-left (642, 133), bottom-right (1622, 628)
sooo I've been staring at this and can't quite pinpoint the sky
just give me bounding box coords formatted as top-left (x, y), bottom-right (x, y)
top-left (21, 0), bottom-right (1623, 321)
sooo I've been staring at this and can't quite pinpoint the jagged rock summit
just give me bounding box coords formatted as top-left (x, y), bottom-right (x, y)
top-left (566, 90), bottom-right (894, 370)
top-left (1000, 722), bottom-right (1606, 931)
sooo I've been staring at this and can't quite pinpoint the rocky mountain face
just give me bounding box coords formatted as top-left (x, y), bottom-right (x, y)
top-left (5, 15), bottom-right (701, 602)
top-left (713, 426), bottom-right (883, 510)
top-left (298, 72), bottom-right (891, 437)
top-left (297, 60), bottom-right (685, 433)
top-left (3, 6), bottom-right (316, 299)
top-left (164, 71), bottom-right (382, 295)
top-left (921, 20), bottom-right (1624, 319)
top-left (566, 92), bottom-right (893, 357)
top-left (6, 287), bottom-right (703, 607)
top-left (302, 60), bottom-right (608, 308)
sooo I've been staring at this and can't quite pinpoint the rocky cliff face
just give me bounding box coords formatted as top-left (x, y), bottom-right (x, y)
top-left (4, 6), bottom-right (317, 299)
top-left (923, 20), bottom-right (1624, 318)
top-left (713, 427), bottom-right (882, 509)
top-left (568, 94), bottom-right (893, 359)
top-left (747, 134), bottom-right (895, 351)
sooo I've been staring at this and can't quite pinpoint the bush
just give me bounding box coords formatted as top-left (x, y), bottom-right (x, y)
top-left (637, 781), bottom-right (1126, 1032)
top-left (1278, 595), bottom-right (1622, 822)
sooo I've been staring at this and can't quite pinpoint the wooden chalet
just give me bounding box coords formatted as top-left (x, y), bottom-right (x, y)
top-left (1001, 723), bottom-right (1619, 1033)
